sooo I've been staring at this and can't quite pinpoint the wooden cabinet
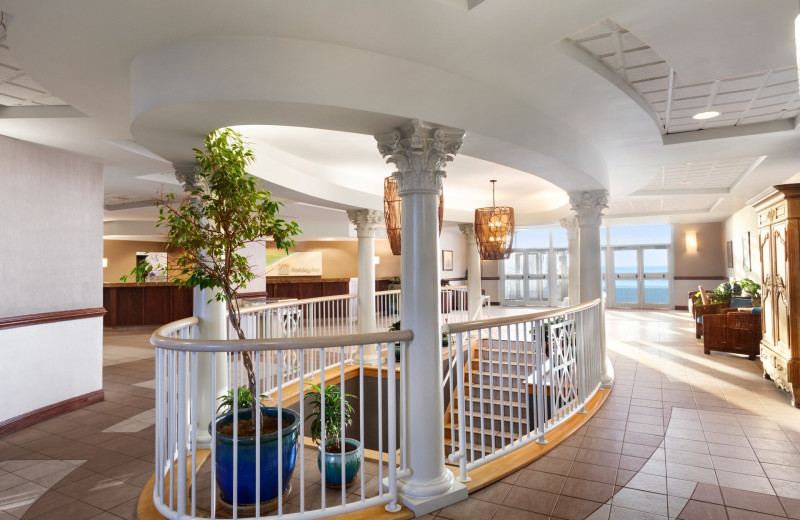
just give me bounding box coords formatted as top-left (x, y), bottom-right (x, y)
top-left (751, 185), bottom-right (800, 407)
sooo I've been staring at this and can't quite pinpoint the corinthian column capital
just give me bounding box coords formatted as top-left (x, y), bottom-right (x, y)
top-left (375, 119), bottom-right (464, 196)
top-left (569, 190), bottom-right (609, 227)
top-left (347, 209), bottom-right (384, 238)
top-left (174, 162), bottom-right (208, 192)
top-left (458, 223), bottom-right (476, 241)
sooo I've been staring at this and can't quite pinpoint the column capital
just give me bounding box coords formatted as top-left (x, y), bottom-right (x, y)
top-left (559, 214), bottom-right (579, 233)
top-left (174, 162), bottom-right (208, 194)
top-left (375, 119), bottom-right (464, 196)
top-left (458, 223), bottom-right (476, 241)
top-left (569, 190), bottom-right (608, 227)
top-left (347, 209), bottom-right (384, 238)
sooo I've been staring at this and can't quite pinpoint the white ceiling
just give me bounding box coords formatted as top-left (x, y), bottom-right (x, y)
top-left (0, 0), bottom-right (799, 240)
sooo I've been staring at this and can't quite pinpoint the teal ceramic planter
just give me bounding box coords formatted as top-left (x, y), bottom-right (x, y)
top-left (317, 438), bottom-right (361, 487)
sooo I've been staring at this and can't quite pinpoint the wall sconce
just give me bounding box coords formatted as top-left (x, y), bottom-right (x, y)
top-left (373, 256), bottom-right (380, 265)
top-left (102, 258), bottom-right (108, 268)
top-left (685, 232), bottom-right (698, 253)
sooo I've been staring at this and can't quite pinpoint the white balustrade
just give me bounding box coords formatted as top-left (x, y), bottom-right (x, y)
top-left (442, 299), bottom-right (603, 479)
top-left (151, 320), bottom-right (411, 520)
top-left (150, 294), bottom-right (605, 519)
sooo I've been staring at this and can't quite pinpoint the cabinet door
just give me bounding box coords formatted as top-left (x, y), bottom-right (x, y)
top-left (773, 221), bottom-right (791, 354)
top-left (760, 226), bottom-right (775, 347)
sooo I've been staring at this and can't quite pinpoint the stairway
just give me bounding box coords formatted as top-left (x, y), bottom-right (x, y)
top-left (444, 337), bottom-right (537, 464)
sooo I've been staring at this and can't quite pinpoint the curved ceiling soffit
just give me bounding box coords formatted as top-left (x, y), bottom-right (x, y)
top-left (562, 20), bottom-right (800, 141)
top-left (129, 35), bottom-right (609, 196)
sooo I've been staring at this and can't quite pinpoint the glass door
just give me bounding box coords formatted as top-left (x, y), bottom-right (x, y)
top-left (642, 247), bottom-right (670, 308)
top-left (503, 251), bottom-right (525, 306)
top-left (613, 248), bottom-right (639, 307)
top-left (609, 246), bottom-right (671, 309)
top-left (502, 249), bottom-right (568, 306)
top-left (526, 250), bottom-right (549, 306)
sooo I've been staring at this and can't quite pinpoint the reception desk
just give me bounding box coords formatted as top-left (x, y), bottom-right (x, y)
top-left (103, 283), bottom-right (193, 327)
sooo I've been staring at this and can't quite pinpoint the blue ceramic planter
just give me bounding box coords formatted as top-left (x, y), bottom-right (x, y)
top-left (212, 406), bottom-right (300, 506)
top-left (317, 438), bottom-right (361, 487)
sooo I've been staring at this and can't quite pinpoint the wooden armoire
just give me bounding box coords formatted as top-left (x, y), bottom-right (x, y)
top-left (751, 184), bottom-right (800, 408)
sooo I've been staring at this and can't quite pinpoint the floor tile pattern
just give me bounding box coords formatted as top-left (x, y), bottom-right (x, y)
top-left (1, 310), bottom-right (800, 519)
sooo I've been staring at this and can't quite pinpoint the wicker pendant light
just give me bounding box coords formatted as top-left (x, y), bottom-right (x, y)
top-left (383, 176), bottom-right (444, 255)
top-left (474, 180), bottom-right (514, 260)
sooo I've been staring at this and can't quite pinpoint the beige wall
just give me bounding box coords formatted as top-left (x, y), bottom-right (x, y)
top-left (672, 222), bottom-right (725, 277)
top-left (671, 222), bottom-right (726, 306)
top-left (723, 205), bottom-right (761, 284)
top-left (284, 240), bottom-right (402, 279)
top-left (103, 239), bottom-right (171, 283)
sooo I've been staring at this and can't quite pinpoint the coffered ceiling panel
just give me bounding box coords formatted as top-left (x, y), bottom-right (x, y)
top-left (567, 20), bottom-right (800, 134)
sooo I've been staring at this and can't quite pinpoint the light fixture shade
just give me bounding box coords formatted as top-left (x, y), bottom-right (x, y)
top-left (383, 176), bottom-right (444, 256)
top-left (474, 206), bottom-right (515, 260)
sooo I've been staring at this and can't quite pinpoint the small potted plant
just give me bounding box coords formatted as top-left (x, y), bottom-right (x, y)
top-left (740, 278), bottom-right (762, 307)
top-left (304, 382), bottom-right (361, 487)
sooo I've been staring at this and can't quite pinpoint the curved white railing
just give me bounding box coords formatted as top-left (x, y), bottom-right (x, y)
top-left (442, 299), bottom-right (603, 480)
top-left (237, 286), bottom-right (469, 341)
top-left (150, 292), bottom-right (605, 519)
top-left (151, 321), bottom-right (412, 520)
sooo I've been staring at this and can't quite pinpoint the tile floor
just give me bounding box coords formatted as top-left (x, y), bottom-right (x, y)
top-left (425, 310), bottom-right (800, 520)
top-left (1, 310), bottom-right (799, 519)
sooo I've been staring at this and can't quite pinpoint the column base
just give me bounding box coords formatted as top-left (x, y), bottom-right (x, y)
top-left (601, 356), bottom-right (615, 388)
top-left (395, 474), bottom-right (467, 516)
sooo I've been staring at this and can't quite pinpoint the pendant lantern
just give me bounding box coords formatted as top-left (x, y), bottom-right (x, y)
top-left (474, 180), bottom-right (514, 260)
top-left (383, 176), bottom-right (444, 255)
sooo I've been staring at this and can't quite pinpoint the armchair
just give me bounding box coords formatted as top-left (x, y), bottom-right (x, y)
top-left (703, 311), bottom-right (761, 359)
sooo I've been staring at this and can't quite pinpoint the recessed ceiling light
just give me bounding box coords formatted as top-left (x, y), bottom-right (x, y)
top-left (692, 111), bottom-right (721, 120)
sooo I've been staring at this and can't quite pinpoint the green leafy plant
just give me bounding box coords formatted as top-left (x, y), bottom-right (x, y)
top-left (388, 320), bottom-right (401, 332)
top-left (217, 386), bottom-right (267, 414)
top-left (387, 276), bottom-right (401, 290)
top-left (304, 382), bottom-right (355, 450)
top-left (124, 128), bottom-right (301, 428)
top-left (739, 278), bottom-right (761, 299)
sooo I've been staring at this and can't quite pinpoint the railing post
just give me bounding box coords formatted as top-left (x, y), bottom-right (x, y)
top-left (576, 310), bottom-right (587, 413)
top-left (453, 331), bottom-right (470, 482)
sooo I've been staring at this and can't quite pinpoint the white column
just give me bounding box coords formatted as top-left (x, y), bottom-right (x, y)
top-left (560, 215), bottom-right (580, 306)
top-left (175, 164), bottom-right (229, 448)
top-left (569, 190), bottom-right (613, 388)
top-left (459, 223), bottom-right (482, 321)
top-left (376, 120), bottom-right (467, 515)
top-left (193, 289), bottom-right (229, 448)
top-left (347, 209), bottom-right (383, 364)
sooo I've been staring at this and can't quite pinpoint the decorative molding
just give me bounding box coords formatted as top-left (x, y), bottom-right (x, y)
top-left (458, 223), bottom-right (476, 241)
top-left (347, 209), bottom-right (383, 238)
top-left (0, 390), bottom-right (104, 437)
top-left (375, 119), bottom-right (464, 195)
top-left (569, 190), bottom-right (609, 227)
top-left (0, 307), bottom-right (107, 331)
top-left (173, 162), bottom-right (208, 196)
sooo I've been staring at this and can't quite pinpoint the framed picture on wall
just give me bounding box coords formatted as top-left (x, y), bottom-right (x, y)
top-left (442, 250), bottom-right (453, 271)
top-left (742, 233), bottom-right (751, 271)
top-left (727, 241), bottom-right (733, 269)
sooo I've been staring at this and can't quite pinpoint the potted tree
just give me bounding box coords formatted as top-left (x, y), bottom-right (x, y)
top-left (304, 382), bottom-right (361, 487)
top-left (139, 128), bottom-right (302, 508)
